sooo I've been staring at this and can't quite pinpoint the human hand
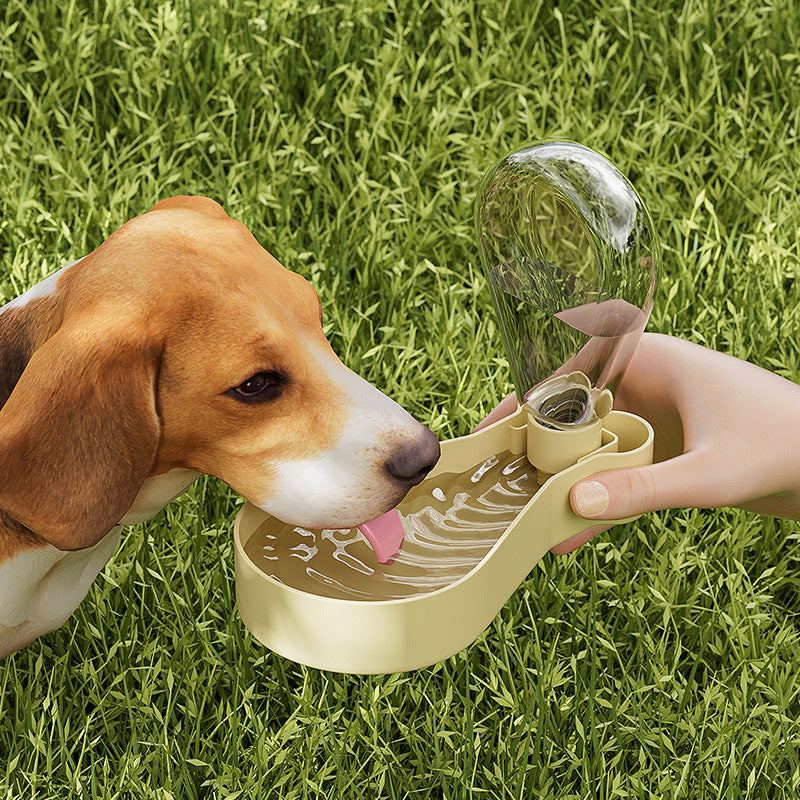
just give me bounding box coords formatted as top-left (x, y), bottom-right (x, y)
top-left (475, 333), bottom-right (800, 554)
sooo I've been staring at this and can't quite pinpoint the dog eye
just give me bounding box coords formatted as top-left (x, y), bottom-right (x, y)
top-left (228, 370), bottom-right (288, 403)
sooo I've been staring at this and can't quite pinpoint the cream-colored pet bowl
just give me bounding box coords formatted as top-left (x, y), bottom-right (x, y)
top-left (234, 141), bottom-right (659, 673)
top-left (233, 406), bottom-right (652, 674)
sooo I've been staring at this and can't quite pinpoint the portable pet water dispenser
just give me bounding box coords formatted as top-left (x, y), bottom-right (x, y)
top-left (233, 142), bottom-right (658, 673)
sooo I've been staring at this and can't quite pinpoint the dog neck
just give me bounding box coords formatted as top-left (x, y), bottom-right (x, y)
top-left (0, 525), bottom-right (124, 658)
top-left (0, 261), bottom-right (76, 411)
top-left (0, 305), bottom-right (38, 411)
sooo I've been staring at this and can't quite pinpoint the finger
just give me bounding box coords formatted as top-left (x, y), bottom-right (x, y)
top-left (569, 453), bottom-right (710, 520)
top-left (472, 392), bottom-right (518, 432)
top-left (550, 524), bottom-right (612, 555)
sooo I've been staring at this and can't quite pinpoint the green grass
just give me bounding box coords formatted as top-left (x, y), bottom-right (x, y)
top-left (2, 0), bottom-right (800, 797)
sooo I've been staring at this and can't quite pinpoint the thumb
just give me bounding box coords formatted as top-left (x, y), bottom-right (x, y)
top-left (570, 453), bottom-right (707, 520)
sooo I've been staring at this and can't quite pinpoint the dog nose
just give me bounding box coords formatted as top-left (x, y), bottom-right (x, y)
top-left (385, 428), bottom-right (440, 486)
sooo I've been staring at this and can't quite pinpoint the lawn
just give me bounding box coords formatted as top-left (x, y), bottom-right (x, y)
top-left (1, 0), bottom-right (800, 797)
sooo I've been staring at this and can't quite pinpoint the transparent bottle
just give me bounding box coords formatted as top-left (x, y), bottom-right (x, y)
top-left (475, 141), bottom-right (660, 434)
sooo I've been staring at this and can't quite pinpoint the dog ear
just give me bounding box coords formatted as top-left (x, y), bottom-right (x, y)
top-left (0, 323), bottom-right (161, 551)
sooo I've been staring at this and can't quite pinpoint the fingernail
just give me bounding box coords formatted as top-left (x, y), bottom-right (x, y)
top-left (573, 481), bottom-right (609, 517)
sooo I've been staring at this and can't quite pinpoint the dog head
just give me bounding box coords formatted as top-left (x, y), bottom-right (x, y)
top-left (0, 196), bottom-right (439, 549)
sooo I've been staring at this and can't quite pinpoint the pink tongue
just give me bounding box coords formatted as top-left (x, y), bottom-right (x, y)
top-left (357, 510), bottom-right (405, 564)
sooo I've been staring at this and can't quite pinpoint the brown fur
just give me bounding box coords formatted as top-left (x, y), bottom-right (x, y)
top-left (0, 296), bottom-right (67, 556)
top-left (0, 296), bottom-right (61, 410)
top-left (0, 196), bottom-right (346, 557)
top-left (0, 511), bottom-right (46, 561)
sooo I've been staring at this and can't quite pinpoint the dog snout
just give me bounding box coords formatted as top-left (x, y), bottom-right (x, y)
top-left (384, 427), bottom-right (440, 486)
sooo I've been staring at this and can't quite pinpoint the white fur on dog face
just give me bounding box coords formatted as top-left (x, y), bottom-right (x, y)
top-left (251, 342), bottom-right (430, 529)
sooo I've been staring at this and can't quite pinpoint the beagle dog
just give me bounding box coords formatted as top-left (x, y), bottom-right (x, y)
top-left (0, 196), bottom-right (439, 658)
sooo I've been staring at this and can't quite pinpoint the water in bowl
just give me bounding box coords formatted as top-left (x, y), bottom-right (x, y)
top-left (243, 451), bottom-right (541, 601)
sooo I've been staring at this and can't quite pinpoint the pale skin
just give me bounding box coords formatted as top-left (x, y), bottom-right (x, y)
top-left (476, 333), bottom-right (800, 554)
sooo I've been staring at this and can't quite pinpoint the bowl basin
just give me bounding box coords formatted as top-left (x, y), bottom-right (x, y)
top-left (234, 408), bottom-right (653, 674)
